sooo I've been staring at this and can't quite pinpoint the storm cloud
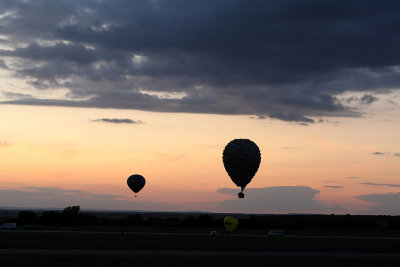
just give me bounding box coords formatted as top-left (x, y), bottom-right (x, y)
top-left (1, 0), bottom-right (400, 121)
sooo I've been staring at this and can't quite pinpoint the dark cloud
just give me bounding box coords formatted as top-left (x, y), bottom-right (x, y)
top-left (1, 0), bottom-right (400, 121)
top-left (323, 185), bottom-right (344, 189)
top-left (356, 192), bottom-right (400, 215)
top-left (91, 118), bottom-right (144, 124)
top-left (217, 186), bottom-right (344, 213)
top-left (362, 182), bottom-right (400, 188)
top-left (2, 91), bottom-right (33, 100)
top-left (360, 94), bottom-right (379, 104)
top-left (2, 43), bottom-right (99, 64)
top-left (345, 94), bottom-right (379, 105)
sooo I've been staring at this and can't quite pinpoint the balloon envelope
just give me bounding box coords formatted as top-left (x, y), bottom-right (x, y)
top-left (127, 174), bottom-right (146, 194)
top-left (222, 139), bottom-right (261, 190)
top-left (223, 216), bottom-right (239, 232)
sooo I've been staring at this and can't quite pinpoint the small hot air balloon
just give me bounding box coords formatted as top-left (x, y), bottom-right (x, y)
top-left (127, 174), bottom-right (146, 197)
top-left (223, 139), bottom-right (261, 198)
top-left (223, 216), bottom-right (239, 233)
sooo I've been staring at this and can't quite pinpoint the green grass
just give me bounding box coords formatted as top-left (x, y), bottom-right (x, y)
top-left (0, 255), bottom-right (399, 267)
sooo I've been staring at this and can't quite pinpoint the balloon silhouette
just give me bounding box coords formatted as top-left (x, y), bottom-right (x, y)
top-left (223, 216), bottom-right (239, 233)
top-left (127, 174), bottom-right (146, 197)
top-left (223, 139), bottom-right (261, 198)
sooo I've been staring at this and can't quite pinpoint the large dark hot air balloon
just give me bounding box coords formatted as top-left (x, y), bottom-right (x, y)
top-left (223, 139), bottom-right (261, 198)
top-left (127, 174), bottom-right (146, 197)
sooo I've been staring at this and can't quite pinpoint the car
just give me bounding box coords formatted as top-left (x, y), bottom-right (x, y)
top-left (210, 230), bottom-right (217, 236)
top-left (267, 229), bottom-right (284, 236)
top-left (0, 222), bottom-right (16, 230)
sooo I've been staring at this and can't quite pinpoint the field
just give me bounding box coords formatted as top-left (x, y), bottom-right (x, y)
top-left (3, 210), bottom-right (400, 266)
top-left (2, 230), bottom-right (400, 266)
top-left (1, 255), bottom-right (398, 267)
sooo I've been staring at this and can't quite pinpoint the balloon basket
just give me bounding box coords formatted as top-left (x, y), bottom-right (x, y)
top-left (238, 192), bottom-right (244, 198)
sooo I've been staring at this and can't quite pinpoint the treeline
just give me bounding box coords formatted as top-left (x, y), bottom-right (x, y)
top-left (2, 207), bottom-right (400, 230)
top-left (15, 207), bottom-right (224, 228)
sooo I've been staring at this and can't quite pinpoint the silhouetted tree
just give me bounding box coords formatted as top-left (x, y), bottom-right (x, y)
top-left (75, 213), bottom-right (99, 225)
top-left (146, 217), bottom-right (162, 227)
top-left (164, 218), bottom-right (182, 227)
top-left (17, 211), bottom-right (39, 225)
top-left (61, 205), bottom-right (80, 225)
top-left (197, 214), bottom-right (212, 227)
top-left (40, 211), bottom-right (61, 226)
top-left (62, 206), bottom-right (80, 216)
top-left (182, 215), bottom-right (196, 227)
top-left (126, 214), bottom-right (144, 226)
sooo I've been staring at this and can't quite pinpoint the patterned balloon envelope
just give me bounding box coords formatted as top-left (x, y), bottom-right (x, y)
top-left (223, 139), bottom-right (261, 198)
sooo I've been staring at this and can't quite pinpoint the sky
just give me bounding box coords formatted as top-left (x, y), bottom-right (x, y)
top-left (0, 0), bottom-right (400, 215)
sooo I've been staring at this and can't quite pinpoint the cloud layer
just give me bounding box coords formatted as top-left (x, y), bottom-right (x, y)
top-left (1, 0), bottom-right (399, 122)
top-left (357, 192), bottom-right (400, 215)
top-left (0, 187), bottom-right (176, 211)
top-left (361, 182), bottom-right (400, 188)
top-left (217, 186), bottom-right (343, 213)
top-left (0, 185), bottom-right (344, 214)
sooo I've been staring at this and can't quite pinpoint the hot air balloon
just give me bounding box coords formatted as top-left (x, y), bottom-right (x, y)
top-left (223, 216), bottom-right (239, 233)
top-left (127, 174), bottom-right (146, 197)
top-left (223, 139), bottom-right (261, 198)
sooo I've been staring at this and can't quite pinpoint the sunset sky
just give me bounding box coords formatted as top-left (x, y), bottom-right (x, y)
top-left (0, 0), bottom-right (400, 215)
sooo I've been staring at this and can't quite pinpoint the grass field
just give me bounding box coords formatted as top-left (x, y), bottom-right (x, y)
top-left (1, 255), bottom-right (399, 267)
top-left (2, 231), bottom-right (400, 252)
top-left (41, 224), bottom-right (400, 237)
top-left (2, 230), bottom-right (400, 266)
